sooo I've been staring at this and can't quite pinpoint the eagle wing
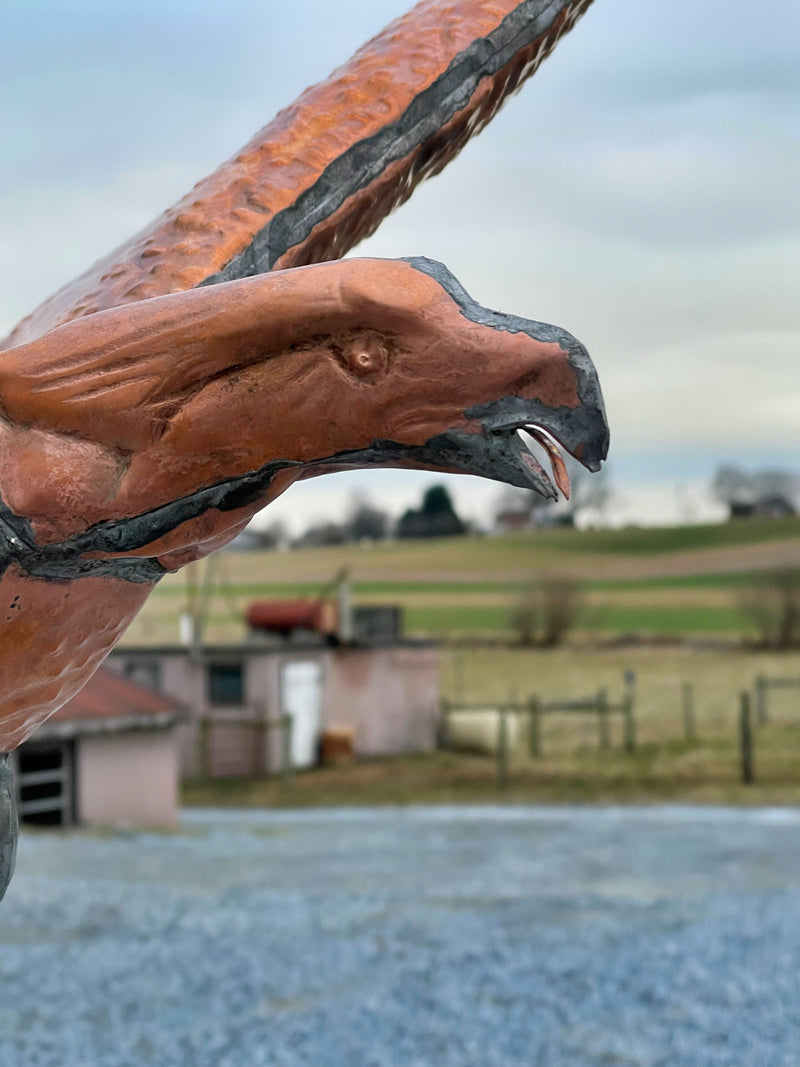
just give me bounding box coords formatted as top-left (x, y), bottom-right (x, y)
top-left (0, 268), bottom-right (338, 451)
top-left (2, 0), bottom-right (595, 350)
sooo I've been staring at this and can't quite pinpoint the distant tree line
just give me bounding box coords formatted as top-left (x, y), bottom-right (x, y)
top-left (713, 465), bottom-right (799, 520)
top-left (238, 483), bottom-right (470, 550)
top-left (298, 496), bottom-right (390, 548)
top-left (241, 455), bottom-right (619, 551)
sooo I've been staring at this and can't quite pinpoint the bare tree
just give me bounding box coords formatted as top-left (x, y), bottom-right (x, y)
top-left (295, 521), bottom-right (349, 548)
top-left (249, 521), bottom-right (288, 549)
top-left (227, 519), bottom-right (288, 551)
top-left (712, 464), bottom-right (753, 507)
top-left (347, 495), bottom-right (388, 541)
top-left (740, 568), bottom-right (800, 648)
top-left (568, 464), bottom-right (612, 523)
top-left (510, 574), bottom-right (582, 647)
top-left (712, 465), bottom-right (799, 519)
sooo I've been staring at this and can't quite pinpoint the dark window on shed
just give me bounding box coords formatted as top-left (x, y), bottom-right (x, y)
top-left (208, 663), bottom-right (245, 706)
top-left (124, 660), bottom-right (162, 691)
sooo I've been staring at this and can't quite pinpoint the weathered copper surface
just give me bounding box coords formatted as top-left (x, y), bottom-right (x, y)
top-left (0, 256), bottom-right (606, 748)
top-left (0, 0), bottom-right (606, 897)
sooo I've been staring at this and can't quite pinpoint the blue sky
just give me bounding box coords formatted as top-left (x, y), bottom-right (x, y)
top-left (1, 0), bottom-right (798, 528)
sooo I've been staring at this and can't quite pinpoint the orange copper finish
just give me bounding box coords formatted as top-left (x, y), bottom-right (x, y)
top-left (0, 0), bottom-right (605, 755)
top-left (4, 0), bottom-right (595, 349)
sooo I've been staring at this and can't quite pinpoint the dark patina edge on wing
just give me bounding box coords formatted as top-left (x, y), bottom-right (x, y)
top-left (203, 0), bottom-right (591, 284)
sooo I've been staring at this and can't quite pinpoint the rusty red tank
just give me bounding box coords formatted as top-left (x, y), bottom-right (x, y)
top-left (246, 600), bottom-right (337, 637)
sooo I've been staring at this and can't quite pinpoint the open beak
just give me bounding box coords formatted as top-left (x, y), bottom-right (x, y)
top-left (458, 387), bottom-right (609, 500)
top-left (390, 256), bottom-right (610, 499)
top-left (413, 416), bottom-right (606, 502)
top-left (458, 423), bottom-right (575, 502)
top-left (406, 363), bottom-right (610, 501)
top-left (305, 385), bottom-right (609, 499)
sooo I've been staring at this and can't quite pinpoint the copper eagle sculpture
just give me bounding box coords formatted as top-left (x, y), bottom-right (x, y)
top-left (0, 0), bottom-right (607, 896)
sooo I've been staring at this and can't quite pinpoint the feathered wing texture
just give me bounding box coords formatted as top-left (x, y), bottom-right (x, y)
top-left (1, 296), bottom-right (234, 453)
top-left (0, 267), bottom-right (347, 452)
top-left (2, 0), bottom-right (595, 350)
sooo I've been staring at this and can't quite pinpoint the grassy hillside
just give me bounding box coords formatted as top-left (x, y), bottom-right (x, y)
top-left (121, 518), bottom-right (800, 646)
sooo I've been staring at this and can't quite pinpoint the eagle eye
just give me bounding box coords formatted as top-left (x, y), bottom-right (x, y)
top-left (333, 332), bottom-right (391, 382)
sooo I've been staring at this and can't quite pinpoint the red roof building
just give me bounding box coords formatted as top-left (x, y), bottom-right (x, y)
top-left (48, 666), bottom-right (184, 734)
top-left (15, 668), bottom-right (183, 830)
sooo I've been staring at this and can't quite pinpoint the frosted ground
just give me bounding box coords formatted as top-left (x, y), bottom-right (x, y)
top-left (1, 805), bottom-right (799, 1066)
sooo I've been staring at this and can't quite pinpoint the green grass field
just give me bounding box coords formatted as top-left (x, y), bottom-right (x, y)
top-left (122, 517), bottom-right (800, 646)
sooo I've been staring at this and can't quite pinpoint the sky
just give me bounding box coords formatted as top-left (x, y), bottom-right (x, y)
top-left (1, 0), bottom-right (798, 532)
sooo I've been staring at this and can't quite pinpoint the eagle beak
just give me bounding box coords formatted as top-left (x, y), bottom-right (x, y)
top-left (415, 360), bottom-right (609, 501)
top-left (305, 384), bottom-right (608, 500)
top-left (456, 386), bottom-right (610, 500)
top-left (418, 420), bottom-right (605, 502)
top-left (396, 256), bottom-right (609, 497)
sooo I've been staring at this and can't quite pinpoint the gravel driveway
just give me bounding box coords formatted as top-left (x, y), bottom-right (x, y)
top-left (1, 805), bottom-right (799, 1066)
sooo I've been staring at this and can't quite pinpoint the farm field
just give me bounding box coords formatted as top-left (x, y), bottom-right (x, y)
top-left (184, 644), bottom-right (800, 808)
top-left (440, 643), bottom-right (800, 799)
top-left (119, 517), bottom-right (800, 807)
top-left (120, 518), bottom-right (800, 645)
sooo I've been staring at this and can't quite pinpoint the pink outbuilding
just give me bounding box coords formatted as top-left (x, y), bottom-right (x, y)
top-left (14, 604), bottom-right (440, 830)
top-left (13, 668), bottom-right (183, 829)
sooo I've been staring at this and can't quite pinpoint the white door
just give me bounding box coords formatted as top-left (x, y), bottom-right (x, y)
top-left (281, 660), bottom-right (323, 768)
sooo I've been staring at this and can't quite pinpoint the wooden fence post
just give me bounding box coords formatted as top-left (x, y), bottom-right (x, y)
top-left (252, 701), bottom-right (267, 776)
top-left (440, 697), bottom-right (450, 749)
top-left (622, 692), bottom-right (636, 752)
top-left (497, 708), bottom-right (510, 789)
top-left (528, 696), bottom-right (541, 758)
top-left (255, 719), bottom-right (268, 776)
top-left (682, 682), bottom-right (696, 741)
top-left (281, 713), bottom-right (294, 782)
top-left (597, 688), bottom-right (610, 751)
top-left (755, 675), bottom-right (768, 726)
top-left (199, 716), bottom-right (211, 778)
top-left (739, 691), bottom-right (754, 784)
top-left (453, 657), bottom-right (464, 703)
